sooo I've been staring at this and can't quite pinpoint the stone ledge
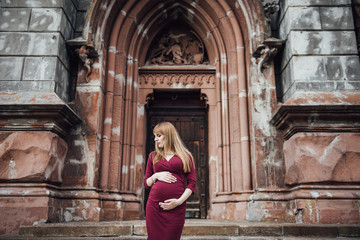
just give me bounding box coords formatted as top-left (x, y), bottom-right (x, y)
top-left (271, 104), bottom-right (360, 139)
top-left (0, 92), bottom-right (81, 138)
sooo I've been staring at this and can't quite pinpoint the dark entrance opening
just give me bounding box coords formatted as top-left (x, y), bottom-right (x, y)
top-left (145, 89), bottom-right (209, 219)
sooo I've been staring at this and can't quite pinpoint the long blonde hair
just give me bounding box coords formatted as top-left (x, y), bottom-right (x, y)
top-left (153, 122), bottom-right (194, 173)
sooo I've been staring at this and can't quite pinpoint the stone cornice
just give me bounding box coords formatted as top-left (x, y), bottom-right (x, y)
top-left (0, 104), bottom-right (81, 139)
top-left (139, 66), bottom-right (216, 89)
top-left (271, 105), bottom-right (360, 140)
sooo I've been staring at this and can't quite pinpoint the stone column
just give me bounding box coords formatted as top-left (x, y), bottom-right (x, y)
top-left (0, 0), bottom-right (85, 235)
top-left (271, 0), bottom-right (360, 224)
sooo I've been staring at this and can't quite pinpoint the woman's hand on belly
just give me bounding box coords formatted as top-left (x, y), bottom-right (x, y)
top-left (159, 198), bottom-right (181, 211)
top-left (154, 171), bottom-right (177, 183)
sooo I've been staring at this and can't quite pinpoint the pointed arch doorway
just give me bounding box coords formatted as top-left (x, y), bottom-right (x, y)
top-left (95, 0), bottom-right (253, 221)
top-left (145, 89), bottom-right (209, 218)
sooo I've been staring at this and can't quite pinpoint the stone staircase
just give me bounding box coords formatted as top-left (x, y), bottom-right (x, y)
top-left (2, 220), bottom-right (360, 239)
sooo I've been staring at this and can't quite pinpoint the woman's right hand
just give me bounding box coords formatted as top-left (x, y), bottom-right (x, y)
top-left (154, 171), bottom-right (177, 183)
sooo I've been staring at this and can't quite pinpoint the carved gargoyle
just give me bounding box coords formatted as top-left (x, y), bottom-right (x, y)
top-left (76, 43), bottom-right (99, 82)
top-left (253, 37), bottom-right (285, 73)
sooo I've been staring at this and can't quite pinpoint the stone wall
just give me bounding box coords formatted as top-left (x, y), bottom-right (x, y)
top-left (278, 0), bottom-right (360, 102)
top-left (0, 0), bottom-right (84, 101)
top-left (0, 0), bottom-right (90, 235)
top-left (0, 0), bottom-right (360, 236)
top-left (265, 0), bottom-right (360, 224)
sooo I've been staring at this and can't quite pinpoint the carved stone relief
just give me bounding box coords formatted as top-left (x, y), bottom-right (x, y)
top-left (146, 27), bottom-right (208, 65)
top-left (139, 73), bottom-right (215, 88)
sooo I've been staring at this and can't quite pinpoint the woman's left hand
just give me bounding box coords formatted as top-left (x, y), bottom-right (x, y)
top-left (159, 198), bottom-right (181, 211)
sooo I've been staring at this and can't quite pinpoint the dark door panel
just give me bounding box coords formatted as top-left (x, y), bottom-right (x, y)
top-left (145, 90), bottom-right (208, 218)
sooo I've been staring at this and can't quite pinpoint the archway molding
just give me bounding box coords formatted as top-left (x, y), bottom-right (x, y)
top-left (84, 0), bottom-right (268, 220)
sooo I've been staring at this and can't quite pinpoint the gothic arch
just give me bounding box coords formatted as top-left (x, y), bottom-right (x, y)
top-left (84, 0), bottom-right (268, 220)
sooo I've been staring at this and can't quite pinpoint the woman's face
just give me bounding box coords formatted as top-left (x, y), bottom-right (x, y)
top-left (154, 133), bottom-right (165, 148)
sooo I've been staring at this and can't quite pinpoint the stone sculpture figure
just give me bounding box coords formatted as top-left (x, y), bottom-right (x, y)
top-left (148, 28), bottom-right (206, 65)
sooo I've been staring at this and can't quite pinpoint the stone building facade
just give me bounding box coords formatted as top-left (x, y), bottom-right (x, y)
top-left (0, 0), bottom-right (360, 235)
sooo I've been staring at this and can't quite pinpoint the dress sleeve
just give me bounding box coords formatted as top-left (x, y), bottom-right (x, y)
top-left (144, 152), bottom-right (155, 189)
top-left (185, 157), bottom-right (196, 193)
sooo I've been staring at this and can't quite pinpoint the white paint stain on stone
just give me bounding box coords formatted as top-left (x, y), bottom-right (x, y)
top-left (92, 62), bottom-right (101, 70)
top-left (122, 165), bottom-right (128, 174)
top-left (112, 125), bottom-right (120, 136)
top-left (137, 104), bottom-right (144, 120)
top-left (0, 190), bottom-right (13, 195)
top-left (121, 10), bottom-right (127, 16)
top-left (109, 46), bottom-right (116, 53)
top-left (326, 192), bottom-right (333, 197)
top-left (221, 53), bottom-right (227, 64)
top-left (64, 210), bottom-right (73, 222)
top-left (115, 73), bottom-right (125, 84)
top-left (241, 136), bottom-right (249, 142)
top-left (239, 90), bottom-right (247, 98)
top-left (318, 135), bottom-right (339, 163)
top-left (137, 24), bottom-right (144, 35)
top-left (310, 192), bottom-right (320, 199)
top-left (8, 159), bottom-right (16, 179)
top-left (104, 117), bottom-right (112, 125)
top-left (135, 154), bottom-right (143, 164)
top-left (108, 70), bottom-right (115, 77)
top-left (229, 74), bottom-right (237, 83)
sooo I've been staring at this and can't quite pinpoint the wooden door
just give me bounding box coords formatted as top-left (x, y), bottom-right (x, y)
top-left (145, 90), bottom-right (209, 218)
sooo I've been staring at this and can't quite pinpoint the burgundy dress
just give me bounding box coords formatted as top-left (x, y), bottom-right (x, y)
top-left (144, 152), bottom-right (196, 240)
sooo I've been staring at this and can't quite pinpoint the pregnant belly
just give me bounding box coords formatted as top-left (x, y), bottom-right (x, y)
top-left (149, 181), bottom-right (184, 202)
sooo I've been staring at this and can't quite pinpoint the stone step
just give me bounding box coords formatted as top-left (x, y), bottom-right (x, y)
top-left (2, 237), bottom-right (359, 240)
top-left (3, 220), bottom-right (360, 239)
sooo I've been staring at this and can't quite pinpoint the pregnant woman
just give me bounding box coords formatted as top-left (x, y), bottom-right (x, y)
top-left (144, 122), bottom-right (196, 240)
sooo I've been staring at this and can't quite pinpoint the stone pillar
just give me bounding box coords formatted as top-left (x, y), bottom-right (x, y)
top-left (270, 0), bottom-right (360, 224)
top-left (279, 0), bottom-right (360, 101)
top-left (0, 0), bottom-right (86, 235)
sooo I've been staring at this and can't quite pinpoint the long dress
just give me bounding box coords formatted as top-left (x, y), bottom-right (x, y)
top-left (144, 152), bottom-right (196, 240)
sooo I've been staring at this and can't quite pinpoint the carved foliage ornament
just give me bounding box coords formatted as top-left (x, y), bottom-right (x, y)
top-left (140, 73), bottom-right (215, 87)
top-left (147, 27), bottom-right (208, 65)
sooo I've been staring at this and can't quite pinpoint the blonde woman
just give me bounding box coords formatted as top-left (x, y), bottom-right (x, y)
top-left (144, 122), bottom-right (196, 240)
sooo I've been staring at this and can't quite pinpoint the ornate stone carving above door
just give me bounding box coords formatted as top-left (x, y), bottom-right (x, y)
top-left (146, 27), bottom-right (208, 65)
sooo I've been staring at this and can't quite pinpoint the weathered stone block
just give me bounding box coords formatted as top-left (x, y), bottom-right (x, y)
top-left (76, 11), bottom-right (87, 33)
top-left (0, 195), bottom-right (49, 235)
top-left (280, 7), bottom-right (321, 39)
top-left (55, 59), bottom-right (71, 102)
top-left (0, 57), bottom-right (23, 80)
top-left (281, 31), bottom-right (358, 73)
top-left (0, 8), bottom-right (30, 31)
top-left (290, 31), bottom-right (357, 55)
top-left (76, 0), bottom-right (91, 11)
top-left (281, 55), bottom-right (360, 99)
top-left (325, 56), bottom-right (360, 80)
top-left (0, 80), bottom-right (56, 92)
top-left (293, 199), bottom-right (360, 224)
top-left (0, 132), bottom-right (68, 183)
top-left (284, 132), bottom-right (360, 185)
top-left (292, 56), bottom-right (327, 81)
top-left (29, 8), bottom-right (62, 31)
top-left (0, 32), bottom-right (60, 55)
top-left (284, 0), bottom-right (351, 7)
top-left (23, 57), bottom-right (57, 81)
top-left (320, 7), bottom-right (354, 30)
top-left (62, 0), bottom-right (77, 26)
